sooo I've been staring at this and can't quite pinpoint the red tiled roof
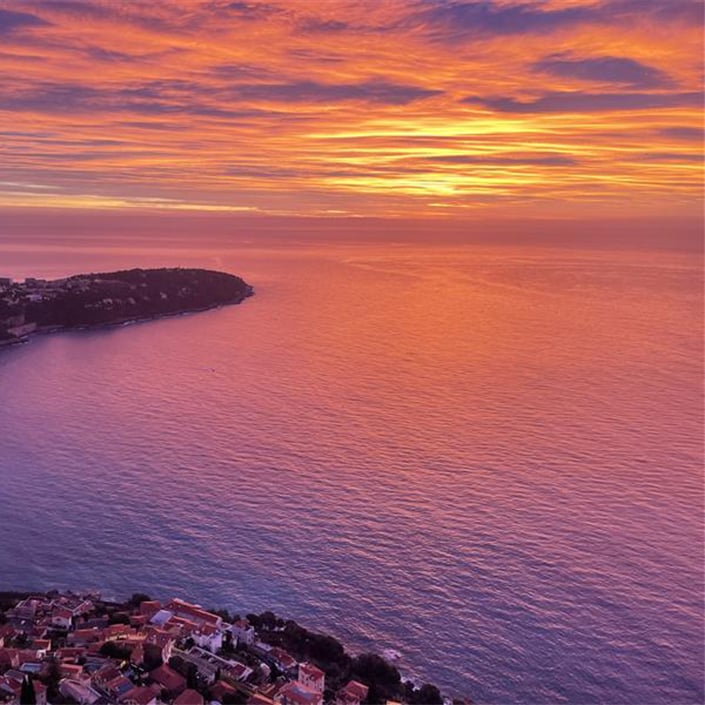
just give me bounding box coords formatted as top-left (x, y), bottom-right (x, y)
top-left (149, 663), bottom-right (186, 693)
top-left (340, 681), bottom-right (369, 701)
top-left (249, 694), bottom-right (277, 705)
top-left (60, 663), bottom-right (84, 678)
top-left (166, 599), bottom-right (220, 626)
top-left (300, 662), bottom-right (325, 680)
top-left (0, 649), bottom-right (19, 666)
top-left (93, 665), bottom-right (122, 684)
top-left (123, 685), bottom-right (157, 705)
top-left (210, 680), bottom-right (237, 699)
top-left (270, 647), bottom-right (297, 669)
top-left (53, 608), bottom-right (73, 620)
top-left (139, 601), bottom-right (162, 617)
top-left (174, 688), bottom-right (204, 705)
top-left (277, 681), bottom-right (321, 705)
top-left (144, 627), bottom-right (173, 647)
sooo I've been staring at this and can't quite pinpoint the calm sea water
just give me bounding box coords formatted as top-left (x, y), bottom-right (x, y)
top-left (0, 235), bottom-right (703, 704)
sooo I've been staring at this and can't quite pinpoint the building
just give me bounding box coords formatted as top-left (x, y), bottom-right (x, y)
top-left (59, 679), bottom-right (101, 705)
top-left (336, 681), bottom-right (369, 705)
top-left (174, 688), bottom-right (205, 705)
top-left (193, 623), bottom-right (222, 653)
top-left (269, 647), bottom-right (297, 675)
top-left (121, 685), bottom-right (158, 705)
top-left (275, 681), bottom-right (323, 705)
top-left (231, 619), bottom-right (256, 647)
top-left (298, 663), bottom-right (324, 694)
top-left (149, 663), bottom-right (186, 698)
top-left (51, 607), bottom-right (73, 630)
top-left (164, 600), bottom-right (222, 630)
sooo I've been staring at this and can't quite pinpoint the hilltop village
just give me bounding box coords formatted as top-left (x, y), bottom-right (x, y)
top-left (0, 592), bottom-right (451, 705)
top-left (0, 269), bottom-right (253, 348)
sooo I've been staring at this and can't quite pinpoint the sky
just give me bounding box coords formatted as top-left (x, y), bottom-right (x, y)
top-left (0, 0), bottom-right (703, 222)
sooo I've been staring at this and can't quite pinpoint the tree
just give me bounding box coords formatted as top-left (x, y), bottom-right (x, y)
top-left (128, 593), bottom-right (152, 607)
top-left (187, 666), bottom-right (199, 692)
top-left (44, 657), bottom-right (62, 699)
top-left (411, 684), bottom-right (443, 705)
top-left (20, 677), bottom-right (36, 705)
top-left (223, 631), bottom-right (234, 653)
top-left (259, 611), bottom-right (277, 630)
top-left (351, 653), bottom-right (402, 704)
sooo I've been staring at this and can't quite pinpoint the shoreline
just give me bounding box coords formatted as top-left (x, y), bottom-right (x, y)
top-left (0, 289), bottom-right (253, 351)
top-left (0, 268), bottom-right (254, 351)
top-left (0, 589), bottom-right (464, 705)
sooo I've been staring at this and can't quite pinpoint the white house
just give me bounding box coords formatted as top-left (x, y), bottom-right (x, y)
top-left (193, 623), bottom-right (223, 653)
top-left (230, 619), bottom-right (256, 647)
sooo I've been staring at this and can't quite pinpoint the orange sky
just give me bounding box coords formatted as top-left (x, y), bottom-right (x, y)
top-left (0, 0), bottom-right (702, 220)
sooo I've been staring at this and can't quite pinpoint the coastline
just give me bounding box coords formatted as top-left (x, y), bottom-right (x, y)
top-left (0, 289), bottom-right (253, 351)
top-left (0, 269), bottom-right (254, 351)
top-left (0, 590), bottom-right (463, 705)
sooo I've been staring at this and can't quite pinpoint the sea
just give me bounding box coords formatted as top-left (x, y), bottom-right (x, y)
top-left (0, 224), bottom-right (703, 704)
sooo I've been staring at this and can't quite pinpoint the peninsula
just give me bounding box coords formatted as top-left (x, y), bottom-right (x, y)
top-left (0, 591), bottom-right (457, 705)
top-left (0, 268), bottom-right (253, 348)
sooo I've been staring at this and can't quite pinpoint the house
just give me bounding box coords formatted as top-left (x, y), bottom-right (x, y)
top-left (32, 639), bottom-right (51, 657)
top-left (120, 685), bottom-right (158, 705)
top-left (56, 647), bottom-right (86, 662)
top-left (164, 600), bottom-right (222, 630)
top-left (51, 608), bottom-right (73, 630)
top-left (269, 647), bottom-right (297, 675)
top-left (231, 619), bottom-right (256, 647)
top-left (336, 681), bottom-right (369, 705)
top-left (275, 681), bottom-right (323, 705)
top-left (193, 623), bottom-right (222, 653)
top-left (59, 679), bottom-right (101, 705)
top-left (139, 601), bottom-right (162, 620)
top-left (91, 664), bottom-right (122, 691)
top-left (7, 599), bottom-right (39, 621)
top-left (174, 688), bottom-right (205, 705)
top-left (60, 663), bottom-right (85, 680)
top-left (68, 628), bottom-right (102, 646)
top-left (104, 674), bottom-right (135, 700)
top-left (0, 649), bottom-right (19, 671)
top-left (298, 663), bottom-right (324, 694)
top-left (0, 674), bottom-right (21, 703)
top-left (149, 663), bottom-right (186, 698)
top-left (143, 628), bottom-right (174, 664)
top-left (173, 651), bottom-right (217, 686)
top-left (225, 659), bottom-right (253, 682)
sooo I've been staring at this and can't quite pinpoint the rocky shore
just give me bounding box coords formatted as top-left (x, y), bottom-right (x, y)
top-left (0, 268), bottom-right (253, 348)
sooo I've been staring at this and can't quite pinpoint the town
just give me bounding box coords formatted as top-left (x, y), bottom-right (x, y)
top-left (0, 592), bottom-right (449, 705)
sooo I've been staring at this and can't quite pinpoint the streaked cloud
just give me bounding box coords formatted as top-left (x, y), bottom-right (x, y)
top-left (413, 1), bottom-right (594, 41)
top-left (0, 7), bottom-right (49, 33)
top-left (464, 92), bottom-right (702, 113)
top-left (532, 55), bottom-right (675, 89)
top-left (0, 0), bottom-right (701, 218)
